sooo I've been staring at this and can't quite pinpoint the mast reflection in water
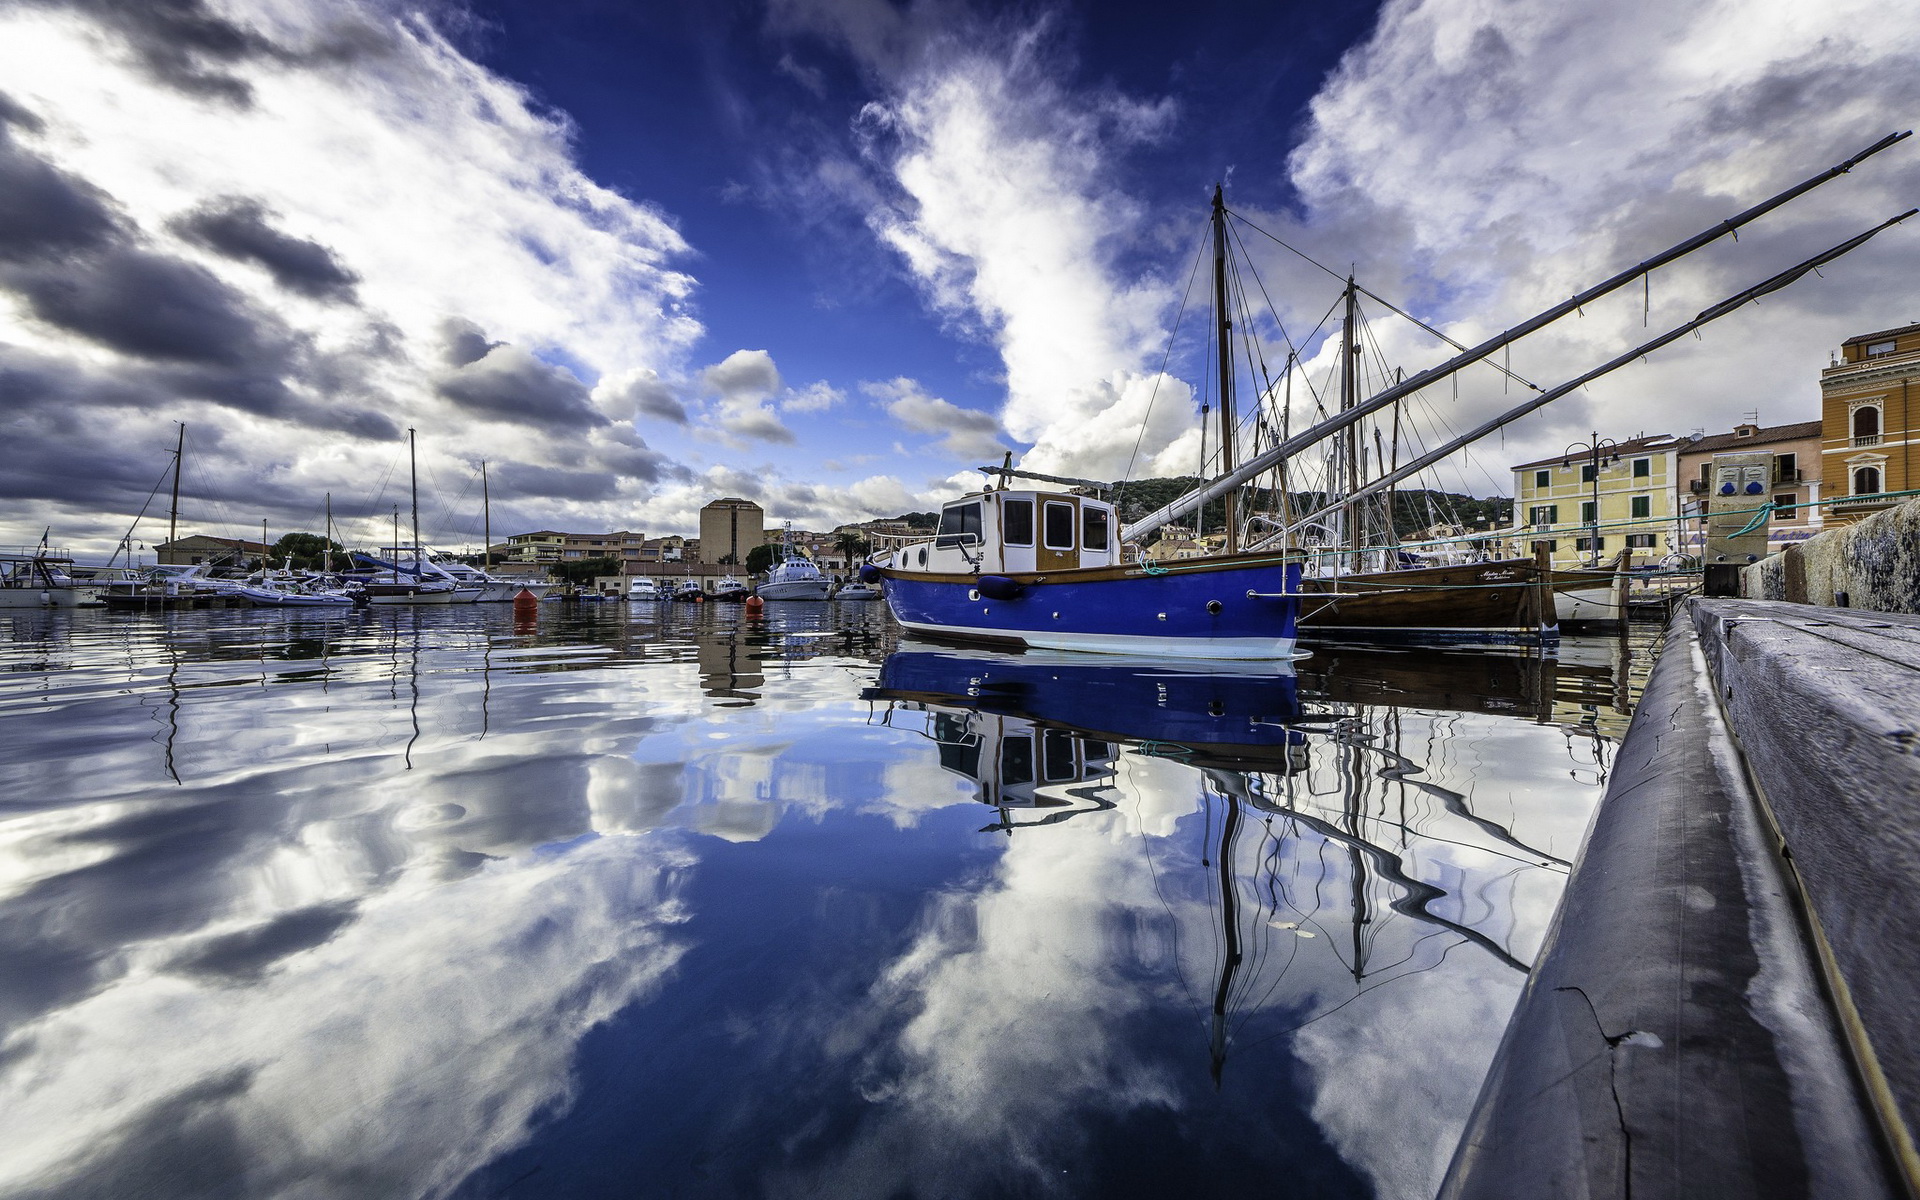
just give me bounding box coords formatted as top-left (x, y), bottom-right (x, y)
top-left (0, 606), bottom-right (1645, 1200)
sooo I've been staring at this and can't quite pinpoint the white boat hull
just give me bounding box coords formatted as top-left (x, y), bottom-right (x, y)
top-left (758, 580), bottom-right (832, 601)
top-left (1555, 585), bottom-right (1624, 626)
top-left (895, 618), bottom-right (1299, 661)
top-left (367, 590), bottom-right (456, 605)
top-left (0, 587), bottom-right (82, 608)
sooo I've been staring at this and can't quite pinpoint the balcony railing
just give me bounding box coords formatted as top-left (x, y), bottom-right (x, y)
top-left (1852, 433), bottom-right (1883, 447)
top-left (1831, 493), bottom-right (1892, 510)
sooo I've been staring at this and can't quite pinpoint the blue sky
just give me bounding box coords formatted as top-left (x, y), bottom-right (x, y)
top-left (1, 0), bottom-right (1916, 552)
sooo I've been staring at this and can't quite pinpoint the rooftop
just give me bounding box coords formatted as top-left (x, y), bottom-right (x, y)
top-left (1680, 420), bottom-right (1823, 454)
top-left (1841, 321), bottom-right (1920, 347)
top-left (1509, 433), bottom-right (1686, 472)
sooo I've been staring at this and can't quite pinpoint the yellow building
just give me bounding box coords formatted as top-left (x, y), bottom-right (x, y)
top-left (1511, 434), bottom-right (1686, 570)
top-left (1819, 321), bottom-right (1920, 521)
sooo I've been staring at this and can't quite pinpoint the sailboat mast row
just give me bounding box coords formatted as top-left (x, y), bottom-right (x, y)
top-left (1120, 129), bottom-right (1912, 544)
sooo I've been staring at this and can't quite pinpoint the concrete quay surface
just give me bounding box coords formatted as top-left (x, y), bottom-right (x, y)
top-left (1442, 599), bottom-right (1916, 1199)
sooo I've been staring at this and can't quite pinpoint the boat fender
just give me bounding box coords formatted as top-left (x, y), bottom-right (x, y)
top-left (857, 564), bottom-right (883, 584)
top-left (977, 575), bottom-right (1024, 601)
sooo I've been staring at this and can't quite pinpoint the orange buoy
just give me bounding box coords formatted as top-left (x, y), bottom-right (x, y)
top-left (745, 595), bottom-right (765, 615)
top-left (693, 592), bottom-right (704, 604)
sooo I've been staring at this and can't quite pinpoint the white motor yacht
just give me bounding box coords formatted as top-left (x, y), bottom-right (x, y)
top-left (0, 554), bottom-right (82, 608)
top-left (759, 554), bottom-right (831, 601)
top-left (627, 577), bottom-right (664, 602)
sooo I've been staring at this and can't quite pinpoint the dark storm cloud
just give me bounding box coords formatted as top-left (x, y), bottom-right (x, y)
top-left (27, 0), bottom-right (278, 106)
top-left (439, 316), bottom-right (500, 367)
top-left (489, 462), bottom-right (621, 501)
top-left (11, 249), bottom-right (282, 370)
top-left (0, 111), bottom-right (122, 263)
top-left (434, 345), bottom-right (608, 431)
top-left (170, 197), bottom-right (360, 303)
top-left (19, 0), bottom-right (405, 109)
top-left (593, 428), bottom-right (690, 485)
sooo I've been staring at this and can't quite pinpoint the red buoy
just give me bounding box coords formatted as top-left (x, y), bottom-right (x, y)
top-left (745, 595), bottom-right (765, 615)
top-left (512, 588), bottom-right (538, 619)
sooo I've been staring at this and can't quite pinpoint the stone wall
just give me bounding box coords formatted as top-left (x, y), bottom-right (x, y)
top-left (1741, 496), bottom-right (1920, 613)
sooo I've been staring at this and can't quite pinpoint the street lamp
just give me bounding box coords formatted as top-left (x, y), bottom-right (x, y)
top-left (1562, 432), bottom-right (1621, 568)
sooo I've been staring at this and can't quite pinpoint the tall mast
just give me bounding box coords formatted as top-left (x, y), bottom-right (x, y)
top-left (1120, 130), bottom-right (1913, 545)
top-left (481, 460), bottom-right (491, 570)
top-left (1340, 278), bottom-right (1358, 567)
top-left (168, 422), bottom-right (184, 550)
top-left (408, 427), bottom-right (420, 578)
top-left (324, 493), bottom-right (332, 573)
top-left (1212, 185), bottom-right (1238, 553)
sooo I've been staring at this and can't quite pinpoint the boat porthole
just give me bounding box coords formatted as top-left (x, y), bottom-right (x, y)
top-left (918, 547), bottom-right (927, 566)
top-left (1206, 600), bottom-right (1223, 614)
top-left (969, 589), bottom-right (980, 601)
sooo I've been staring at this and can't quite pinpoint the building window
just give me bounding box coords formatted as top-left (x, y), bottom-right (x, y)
top-left (1580, 464), bottom-right (1597, 483)
top-left (1773, 493), bottom-right (1796, 515)
top-left (1867, 339), bottom-right (1897, 357)
top-left (1853, 465), bottom-right (1883, 496)
top-left (1632, 458), bottom-right (1650, 478)
top-left (1527, 505), bottom-right (1558, 526)
top-left (1626, 533), bottom-right (1657, 549)
top-left (1575, 536), bottom-right (1606, 551)
top-left (1533, 469), bottom-right (1550, 488)
top-left (1043, 501), bottom-right (1076, 551)
top-left (1775, 453), bottom-right (1796, 481)
top-left (1002, 499), bottom-right (1034, 546)
top-left (1852, 404), bottom-right (1882, 446)
top-left (1580, 501), bottom-right (1597, 524)
top-left (1630, 495), bottom-right (1651, 518)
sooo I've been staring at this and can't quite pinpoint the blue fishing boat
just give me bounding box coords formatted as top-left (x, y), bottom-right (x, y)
top-left (864, 487), bottom-right (1303, 659)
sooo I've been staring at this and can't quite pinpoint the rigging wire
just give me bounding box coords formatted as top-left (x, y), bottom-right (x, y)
top-left (1120, 217), bottom-right (1213, 490)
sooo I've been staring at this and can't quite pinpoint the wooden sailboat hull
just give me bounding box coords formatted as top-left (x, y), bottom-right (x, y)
top-left (1296, 559), bottom-right (1554, 646)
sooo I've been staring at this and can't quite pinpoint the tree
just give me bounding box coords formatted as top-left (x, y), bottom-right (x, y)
top-left (269, 532), bottom-right (347, 570)
top-left (834, 530), bottom-right (872, 565)
top-left (745, 543), bottom-right (777, 575)
top-left (550, 557), bottom-right (619, 585)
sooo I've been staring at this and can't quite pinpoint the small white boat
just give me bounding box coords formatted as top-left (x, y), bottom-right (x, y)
top-left (711, 576), bottom-right (750, 602)
top-left (627, 577), bottom-right (664, 602)
top-left (671, 579), bottom-right (706, 602)
top-left (834, 581), bottom-right (882, 601)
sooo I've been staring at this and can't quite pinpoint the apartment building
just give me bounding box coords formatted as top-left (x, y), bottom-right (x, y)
top-left (1511, 434), bottom-right (1687, 569)
top-left (1674, 421), bottom-right (1823, 557)
top-left (1820, 321), bottom-right (1920, 521)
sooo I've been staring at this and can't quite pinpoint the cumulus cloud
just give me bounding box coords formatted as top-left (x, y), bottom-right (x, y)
top-left (0, 3), bottom-right (702, 552)
top-left (697, 348), bottom-right (796, 444)
top-left (1248, 0), bottom-right (1920, 485)
top-left (783, 378), bottom-right (845, 413)
top-left (867, 376), bottom-right (1007, 461)
top-left (843, 19), bottom-right (1182, 480)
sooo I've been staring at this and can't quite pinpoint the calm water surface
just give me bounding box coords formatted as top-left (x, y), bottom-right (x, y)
top-left (0, 604), bottom-right (1653, 1199)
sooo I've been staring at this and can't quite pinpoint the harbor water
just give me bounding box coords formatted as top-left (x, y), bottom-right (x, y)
top-left (0, 605), bottom-right (1650, 1199)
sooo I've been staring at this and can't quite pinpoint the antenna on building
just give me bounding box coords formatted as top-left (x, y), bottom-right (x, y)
top-left (1743, 409), bottom-right (1760, 425)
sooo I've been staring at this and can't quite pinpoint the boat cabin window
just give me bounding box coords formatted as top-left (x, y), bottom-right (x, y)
top-left (1000, 737), bottom-right (1034, 786)
top-left (936, 502), bottom-right (983, 549)
top-left (1081, 506), bottom-right (1109, 552)
top-left (1002, 498), bottom-right (1034, 546)
top-left (1043, 501), bottom-right (1075, 551)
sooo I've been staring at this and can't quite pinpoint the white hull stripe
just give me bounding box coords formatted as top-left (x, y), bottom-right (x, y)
top-left (897, 619), bottom-right (1300, 661)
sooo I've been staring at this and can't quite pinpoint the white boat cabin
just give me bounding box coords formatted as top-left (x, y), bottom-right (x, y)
top-left (890, 489), bottom-right (1119, 575)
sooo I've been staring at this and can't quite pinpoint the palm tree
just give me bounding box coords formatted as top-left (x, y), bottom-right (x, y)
top-left (834, 530), bottom-right (871, 569)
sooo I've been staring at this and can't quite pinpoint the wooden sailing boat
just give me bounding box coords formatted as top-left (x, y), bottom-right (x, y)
top-left (1118, 134), bottom-right (1912, 646)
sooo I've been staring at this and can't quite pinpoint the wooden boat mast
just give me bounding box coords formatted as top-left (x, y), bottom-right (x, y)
top-left (481, 460), bottom-right (491, 570)
top-left (1212, 185), bottom-right (1238, 554)
top-left (1339, 278), bottom-right (1358, 570)
top-left (168, 422), bottom-right (184, 550)
top-left (408, 427), bottom-right (420, 579)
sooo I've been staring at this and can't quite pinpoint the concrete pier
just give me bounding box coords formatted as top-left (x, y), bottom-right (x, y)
top-left (1442, 599), bottom-right (1920, 1199)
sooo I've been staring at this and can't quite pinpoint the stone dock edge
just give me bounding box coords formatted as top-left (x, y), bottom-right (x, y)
top-left (1439, 599), bottom-right (1912, 1200)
